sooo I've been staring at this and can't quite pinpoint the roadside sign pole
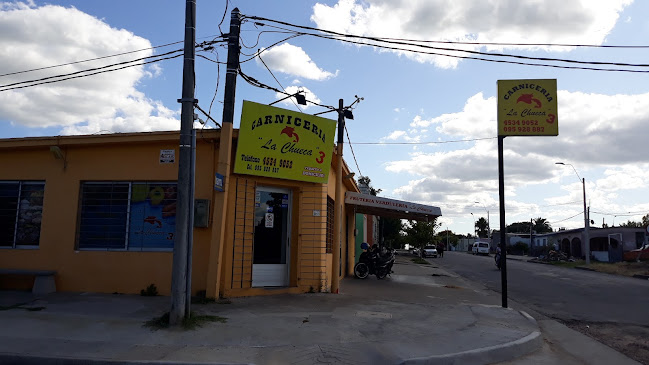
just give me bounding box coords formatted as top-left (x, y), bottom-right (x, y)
top-left (498, 135), bottom-right (508, 308)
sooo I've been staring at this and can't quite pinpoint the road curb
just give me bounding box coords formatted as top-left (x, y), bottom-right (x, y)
top-left (402, 330), bottom-right (542, 365)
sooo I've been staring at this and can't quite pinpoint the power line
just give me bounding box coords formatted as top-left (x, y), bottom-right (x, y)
top-left (352, 137), bottom-right (496, 145)
top-left (550, 211), bottom-right (583, 224)
top-left (0, 37), bottom-right (224, 79)
top-left (245, 15), bottom-right (649, 49)
top-left (309, 33), bottom-right (649, 73)
top-left (344, 124), bottom-right (362, 177)
top-left (257, 53), bottom-right (303, 112)
top-left (0, 54), bottom-right (182, 92)
top-left (0, 49), bottom-right (182, 91)
top-left (244, 16), bottom-right (649, 73)
top-left (1, 41), bottom-right (225, 92)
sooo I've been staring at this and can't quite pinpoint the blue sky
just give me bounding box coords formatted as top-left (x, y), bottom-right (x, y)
top-left (2, 0), bottom-right (649, 236)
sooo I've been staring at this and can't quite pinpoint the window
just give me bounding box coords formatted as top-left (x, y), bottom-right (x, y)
top-left (77, 182), bottom-right (177, 251)
top-left (0, 181), bottom-right (45, 248)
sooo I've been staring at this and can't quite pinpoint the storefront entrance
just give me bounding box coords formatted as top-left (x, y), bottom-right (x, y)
top-left (252, 186), bottom-right (291, 287)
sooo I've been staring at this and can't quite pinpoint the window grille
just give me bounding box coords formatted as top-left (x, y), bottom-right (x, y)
top-left (0, 181), bottom-right (45, 248)
top-left (77, 182), bottom-right (177, 250)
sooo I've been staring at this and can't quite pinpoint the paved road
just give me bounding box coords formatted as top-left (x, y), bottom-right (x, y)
top-left (432, 251), bottom-right (649, 325)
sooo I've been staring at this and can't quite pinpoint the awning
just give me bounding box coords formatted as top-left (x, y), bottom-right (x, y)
top-left (345, 192), bottom-right (442, 221)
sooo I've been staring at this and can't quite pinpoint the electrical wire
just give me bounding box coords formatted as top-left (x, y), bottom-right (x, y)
top-left (208, 51), bottom-right (221, 117)
top-left (550, 211), bottom-right (584, 224)
top-left (0, 54), bottom-right (182, 92)
top-left (239, 34), bottom-right (303, 63)
top-left (309, 33), bottom-right (649, 73)
top-left (0, 49), bottom-right (182, 90)
top-left (257, 53), bottom-right (303, 112)
top-left (351, 137), bottom-right (496, 145)
top-left (344, 124), bottom-right (362, 177)
top-left (244, 16), bottom-right (649, 72)
top-left (1, 40), bottom-right (225, 92)
top-left (245, 15), bottom-right (649, 49)
top-left (217, 0), bottom-right (230, 35)
top-left (0, 36), bottom-right (223, 79)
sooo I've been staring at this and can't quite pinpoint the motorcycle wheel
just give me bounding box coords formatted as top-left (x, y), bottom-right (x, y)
top-left (376, 267), bottom-right (388, 279)
top-left (354, 262), bottom-right (369, 279)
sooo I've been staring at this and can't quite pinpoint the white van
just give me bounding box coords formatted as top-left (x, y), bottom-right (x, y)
top-left (472, 242), bottom-right (490, 255)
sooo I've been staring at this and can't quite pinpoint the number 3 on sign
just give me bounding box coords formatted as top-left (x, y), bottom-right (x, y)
top-left (546, 114), bottom-right (556, 124)
top-left (316, 151), bottom-right (325, 164)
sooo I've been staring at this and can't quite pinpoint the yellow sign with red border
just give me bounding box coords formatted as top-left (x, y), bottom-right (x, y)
top-left (233, 101), bottom-right (336, 183)
top-left (497, 79), bottom-right (558, 136)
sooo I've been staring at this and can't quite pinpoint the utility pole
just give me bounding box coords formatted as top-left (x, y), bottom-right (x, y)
top-left (583, 178), bottom-right (591, 265)
top-left (170, 0), bottom-right (196, 326)
top-left (332, 99), bottom-right (344, 294)
top-left (205, 8), bottom-right (241, 299)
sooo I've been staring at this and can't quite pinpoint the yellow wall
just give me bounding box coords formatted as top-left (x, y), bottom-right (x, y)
top-left (0, 132), bottom-right (358, 298)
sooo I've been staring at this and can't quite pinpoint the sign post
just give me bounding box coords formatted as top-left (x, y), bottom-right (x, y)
top-left (497, 79), bottom-right (558, 308)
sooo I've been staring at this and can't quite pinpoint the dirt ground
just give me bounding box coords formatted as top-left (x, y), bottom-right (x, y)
top-left (563, 320), bottom-right (649, 365)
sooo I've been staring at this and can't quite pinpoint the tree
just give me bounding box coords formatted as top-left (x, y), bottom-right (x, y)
top-left (507, 221), bottom-right (531, 234)
top-left (620, 220), bottom-right (642, 228)
top-left (403, 219), bottom-right (440, 249)
top-left (382, 217), bottom-right (406, 249)
top-left (436, 229), bottom-right (459, 248)
top-left (357, 175), bottom-right (382, 196)
top-left (532, 217), bottom-right (552, 234)
top-left (642, 214), bottom-right (649, 227)
top-left (475, 217), bottom-right (489, 238)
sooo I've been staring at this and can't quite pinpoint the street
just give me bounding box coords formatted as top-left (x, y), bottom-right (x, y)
top-left (431, 251), bottom-right (649, 364)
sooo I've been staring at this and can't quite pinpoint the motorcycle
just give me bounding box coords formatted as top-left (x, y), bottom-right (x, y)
top-left (354, 243), bottom-right (395, 279)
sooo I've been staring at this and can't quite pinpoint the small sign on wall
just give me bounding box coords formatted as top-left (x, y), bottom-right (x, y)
top-left (265, 213), bottom-right (274, 228)
top-left (160, 149), bottom-right (176, 164)
top-left (214, 173), bottom-right (224, 192)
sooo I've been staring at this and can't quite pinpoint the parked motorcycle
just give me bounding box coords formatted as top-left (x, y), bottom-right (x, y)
top-left (354, 243), bottom-right (395, 279)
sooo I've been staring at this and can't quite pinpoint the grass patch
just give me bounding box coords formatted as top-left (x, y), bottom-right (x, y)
top-left (411, 257), bottom-right (430, 265)
top-left (550, 260), bottom-right (649, 277)
top-left (584, 261), bottom-right (649, 277)
top-left (548, 260), bottom-right (585, 268)
top-left (191, 291), bottom-right (231, 305)
top-left (144, 311), bottom-right (227, 331)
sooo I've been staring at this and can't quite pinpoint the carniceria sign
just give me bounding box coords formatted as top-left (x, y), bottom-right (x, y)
top-left (497, 79), bottom-right (558, 136)
top-left (233, 101), bottom-right (337, 183)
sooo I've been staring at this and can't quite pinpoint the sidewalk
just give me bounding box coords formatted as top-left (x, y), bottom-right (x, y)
top-left (1, 256), bottom-right (542, 365)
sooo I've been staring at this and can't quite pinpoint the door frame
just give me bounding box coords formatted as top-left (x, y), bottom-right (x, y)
top-left (251, 185), bottom-right (292, 287)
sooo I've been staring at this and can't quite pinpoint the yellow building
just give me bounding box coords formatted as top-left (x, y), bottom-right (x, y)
top-left (0, 129), bottom-right (361, 298)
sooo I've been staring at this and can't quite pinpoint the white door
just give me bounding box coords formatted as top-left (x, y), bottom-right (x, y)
top-left (252, 186), bottom-right (291, 287)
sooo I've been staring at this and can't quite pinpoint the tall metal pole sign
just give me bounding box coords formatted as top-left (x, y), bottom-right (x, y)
top-left (496, 79), bottom-right (558, 308)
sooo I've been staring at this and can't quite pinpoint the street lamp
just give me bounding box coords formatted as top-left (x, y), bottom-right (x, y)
top-left (475, 201), bottom-right (490, 239)
top-left (556, 162), bottom-right (590, 264)
top-left (470, 212), bottom-right (477, 238)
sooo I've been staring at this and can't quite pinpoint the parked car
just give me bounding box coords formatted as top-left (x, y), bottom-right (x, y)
top-left (472, 242), bottom-right (490, 255)
top-left (422, 245), bottom-right (438, 258)
top-left (412, 248), bottom-right (419, 256)
top-left (623, 244), bottom-right (649, 262)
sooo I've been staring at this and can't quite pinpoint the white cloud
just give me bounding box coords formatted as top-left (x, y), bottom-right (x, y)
top-left (312, 0), bottom-right (632, 68)
top-left (0, 3), bottom-right (178, 134)
top-left (274, 85), bottom-right (321, 110)
top-left (260, 43), bottom-right (337, 81)
top-left (381, 89), bottom-right (649, 226)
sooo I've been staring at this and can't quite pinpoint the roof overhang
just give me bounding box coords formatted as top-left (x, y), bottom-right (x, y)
top-left (345, 192), bottom-right (442, 221)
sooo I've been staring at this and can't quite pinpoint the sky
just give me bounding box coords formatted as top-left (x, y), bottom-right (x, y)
top-left (2, 0), bottom-right (649, 236)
